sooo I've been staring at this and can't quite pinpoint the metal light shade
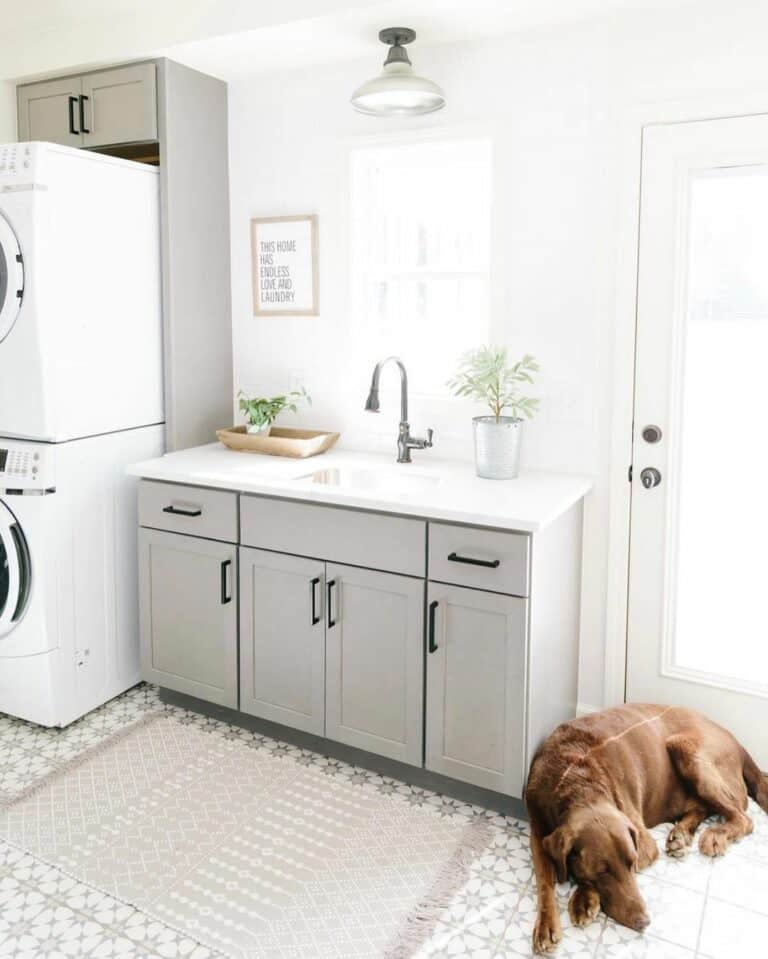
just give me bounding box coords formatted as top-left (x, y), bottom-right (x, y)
top-left (351, 28), bottom-right (445, 117)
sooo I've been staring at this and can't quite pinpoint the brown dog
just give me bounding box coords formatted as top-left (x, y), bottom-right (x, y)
top-left (525, 704), bottom-right (768, 954)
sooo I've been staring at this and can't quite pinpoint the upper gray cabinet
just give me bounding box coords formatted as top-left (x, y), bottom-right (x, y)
top-left (18, 63), bottom-right (157, 149)
top-left (17, 77), bottom-right (82, 147)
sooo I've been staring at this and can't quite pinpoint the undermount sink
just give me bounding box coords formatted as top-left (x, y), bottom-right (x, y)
top-left (295, 466), bottom-right (441, 494)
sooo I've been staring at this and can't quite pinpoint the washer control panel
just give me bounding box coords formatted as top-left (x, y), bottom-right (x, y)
top-left (0, 440), bottom-right (53, 491)
top-left (0, 143), bottom-right (41, 186)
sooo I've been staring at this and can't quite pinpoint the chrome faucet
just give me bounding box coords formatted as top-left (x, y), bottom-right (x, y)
top-left (364, 357), bottom-right (434, 464)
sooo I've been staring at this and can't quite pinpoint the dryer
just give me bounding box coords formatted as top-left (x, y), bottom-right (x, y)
top-left (0, 425), bottom-right (164, 726)
top-left (0, 142), bottom-right (164, 442)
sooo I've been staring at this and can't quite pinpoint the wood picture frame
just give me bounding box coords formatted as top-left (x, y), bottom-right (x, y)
top-left (250, 214), bottom-right (319, 316)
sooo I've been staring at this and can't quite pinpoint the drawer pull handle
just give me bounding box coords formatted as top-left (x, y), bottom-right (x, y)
top-left (310, 576), bottom-right (321, 625)
top-left (220, 559), bottom-right (232, 605)
top-left (447, 552), bottom-right (500, 569)
top-left (428, 600), bottom-right (439, 653)
top-left (163, 505), bottom-right (202, 517)
top-left (327, 579), bottom-right (337, 628)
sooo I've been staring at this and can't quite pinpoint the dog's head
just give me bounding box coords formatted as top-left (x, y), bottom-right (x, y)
top-left (542, 803), bottom-right (650, 932)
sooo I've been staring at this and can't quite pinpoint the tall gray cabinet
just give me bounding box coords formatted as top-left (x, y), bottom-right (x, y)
top-left (16, 59), bottom-right (233, 451)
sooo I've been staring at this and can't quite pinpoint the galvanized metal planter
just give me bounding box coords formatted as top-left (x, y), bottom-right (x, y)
top-left (472, 416), bottom-right (523, 480)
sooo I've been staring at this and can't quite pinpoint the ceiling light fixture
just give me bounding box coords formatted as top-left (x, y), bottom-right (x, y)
top-left (351, 28), bottom-right (445, 117)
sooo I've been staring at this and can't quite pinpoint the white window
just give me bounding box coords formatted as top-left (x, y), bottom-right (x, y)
top-left (350, 138), bottom-right (492, 394)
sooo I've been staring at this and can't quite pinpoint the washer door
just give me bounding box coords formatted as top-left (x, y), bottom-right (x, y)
top-left (0, 500), bottom-right (32, 638)
top-left (0, 212), bottom-right (24, 345)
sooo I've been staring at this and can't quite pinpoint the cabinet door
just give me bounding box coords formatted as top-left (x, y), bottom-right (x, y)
top-left (325, 564), bottom-right (424, 766)
top-left (17, 78), bottom-right (82, 146)
top-left (139, 528), bottom-right (237, 707)
top-left (239, 548), bottom-right (325, 735)
top-left (426, 583), bottom-right (527, 795)
top-left (82, 63), bottom-right (157, 148)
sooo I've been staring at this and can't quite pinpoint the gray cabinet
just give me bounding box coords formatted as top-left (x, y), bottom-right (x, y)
top-left (425, 582), bottom-right (527, 795)
top-left (17, 77), bottom-right (82, 147)
top-left (82, 64), bottom-right (157, 148)
top-left (18, 64), bottom-right (156, 148)
top-left (239, 548), bottom-right (325, 735)
top-left (139, 527), bottom-right (237, 707)
top-left (326, 563), bottom-right (424, 765)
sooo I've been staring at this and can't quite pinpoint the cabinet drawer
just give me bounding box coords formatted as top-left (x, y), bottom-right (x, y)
top-left (139, 480), bottom-right (238, 543)
top-left (241, 496), bottom-right (425, 576)
top-left (428, 523), bottom-right (530, 596)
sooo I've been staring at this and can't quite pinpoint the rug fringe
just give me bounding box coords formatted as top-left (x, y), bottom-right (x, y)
top-left (0, 707), bottom-right (166, 808)
top-left (383, 818), bottom-right (494, 958)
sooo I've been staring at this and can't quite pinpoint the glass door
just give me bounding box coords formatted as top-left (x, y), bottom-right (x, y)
top-left (0, 212), bottom-right (24, 344)
top-left (0, 500), bottom-right (31, 638)
top-left (627, 115), bottom-right (768, 766)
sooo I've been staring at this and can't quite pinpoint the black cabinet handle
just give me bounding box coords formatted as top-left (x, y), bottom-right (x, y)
top-left (327, 579), bottom-right (337, 628)
top-left (79, 95), bottom-right (90, 134)
top-left (162, 505), bottom-right (202, 517)
top-left (428, 600), bottom-right (439, 653)
top-left (447, 552), bottom-right (500, 569)
top-left (220, 559), bottom-right (232, 605)
top-left (68, 96), bottom-right (79, 135)
top-left (310, 576), bottom-right (321, 625)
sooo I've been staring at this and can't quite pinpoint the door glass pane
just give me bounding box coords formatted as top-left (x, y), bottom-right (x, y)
top-left (672, 166), bottom-right (768, 691)
top-left (0, 533), bottom-right (8, 619)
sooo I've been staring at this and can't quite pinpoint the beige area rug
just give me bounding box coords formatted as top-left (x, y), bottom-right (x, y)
top-left (0, 713), bottom-right (492, 958)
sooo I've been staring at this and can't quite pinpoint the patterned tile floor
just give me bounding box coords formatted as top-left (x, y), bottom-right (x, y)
top-left (0, 685), bottom-right (766, 959)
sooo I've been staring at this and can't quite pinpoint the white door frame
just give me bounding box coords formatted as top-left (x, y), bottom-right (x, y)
top-left (605, 88), bottom-right (768, 707)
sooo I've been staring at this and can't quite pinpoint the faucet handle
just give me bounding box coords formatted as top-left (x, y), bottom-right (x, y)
top-left (425, 428), bottom-right (434, 448)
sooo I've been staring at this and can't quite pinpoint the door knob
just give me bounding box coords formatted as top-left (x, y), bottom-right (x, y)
top-left (640, 467), bottom-right (662, 489)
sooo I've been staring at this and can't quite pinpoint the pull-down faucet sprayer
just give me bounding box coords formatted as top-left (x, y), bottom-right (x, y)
top-left (364, 357), bottom-right (433, 464)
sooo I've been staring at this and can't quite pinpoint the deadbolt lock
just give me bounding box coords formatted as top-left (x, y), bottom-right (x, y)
top-left (640, 467), bottom-right (662, 489)
top-left (642, 425), bottom-right (663, 444)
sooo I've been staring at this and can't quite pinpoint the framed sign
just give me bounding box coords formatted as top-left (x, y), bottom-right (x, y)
top-left (251, 214), bottom-right (319, 316)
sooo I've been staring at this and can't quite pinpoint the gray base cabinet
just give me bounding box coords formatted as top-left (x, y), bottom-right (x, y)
top-left (425, 583), bottom-right (527, 796)
top-left (239, 548), bottom-right (325, 735)
top-left (139, 528), bottom-right (237, 708)
top-left (325, 564), bottom-right (424, 765)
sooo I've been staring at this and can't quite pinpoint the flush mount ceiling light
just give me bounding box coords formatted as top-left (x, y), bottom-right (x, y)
top-left (351, 27), bottom-right (445, 117)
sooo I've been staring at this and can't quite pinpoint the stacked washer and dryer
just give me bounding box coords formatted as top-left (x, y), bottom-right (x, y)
top-left (0, 142), bottom-right (165, 727)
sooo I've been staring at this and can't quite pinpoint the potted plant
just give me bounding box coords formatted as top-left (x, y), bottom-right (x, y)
top-left (238, 386), bottom-right (311, 435)
top-left (448, 347), bottom-right (540, 479)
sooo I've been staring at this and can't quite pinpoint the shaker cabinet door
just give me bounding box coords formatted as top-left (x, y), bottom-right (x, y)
top-left (425, 583), bottom-right (527, 796)
top-left (325, 563), bottom-right (424, 766)
top-left (81, 63), bottom-right (157, 148)
top-left (139, 528), bottom-right (237, 707)
top-left (239, 548), bottom-right (326, 735)
top-left (17, 78), bottom-right (83, 147)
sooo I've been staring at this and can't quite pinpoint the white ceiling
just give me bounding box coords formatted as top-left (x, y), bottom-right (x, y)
top-left (2, 0), bottom-right (701, 83)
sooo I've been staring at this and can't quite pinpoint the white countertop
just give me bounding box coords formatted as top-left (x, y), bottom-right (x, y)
top-left (127, 443), bottom-right (592, 533)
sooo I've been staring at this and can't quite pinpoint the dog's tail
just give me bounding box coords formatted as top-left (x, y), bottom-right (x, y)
top-left (743, 750), bottom-right (768, 814)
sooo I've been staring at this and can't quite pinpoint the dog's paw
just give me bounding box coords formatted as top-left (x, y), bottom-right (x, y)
top-left (699, 826), bottom-right (730, 857)
top-left (568, 886), bottom-right (601, 927)
top-left (533, 910), bottom-right (562, 954)
top-left (666, 824), bottom-right (692, 858)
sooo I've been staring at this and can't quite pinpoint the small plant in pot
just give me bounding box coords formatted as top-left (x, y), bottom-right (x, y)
top-left (448, 347), bottom-right (540, 480)
top-left (238, 386), bottom-right (311, 435)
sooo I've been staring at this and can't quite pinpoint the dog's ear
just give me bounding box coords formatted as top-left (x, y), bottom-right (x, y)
top-left (542, 825), bottom-right (574, 883)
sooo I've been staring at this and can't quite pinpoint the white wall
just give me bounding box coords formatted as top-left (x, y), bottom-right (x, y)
top-left (229, 0), bottom-right (768, 711)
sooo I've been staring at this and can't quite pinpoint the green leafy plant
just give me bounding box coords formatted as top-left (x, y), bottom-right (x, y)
top-left (238, 386), bottom-right (311, 432)
top-left (448, 347), bottom-right (540, 422)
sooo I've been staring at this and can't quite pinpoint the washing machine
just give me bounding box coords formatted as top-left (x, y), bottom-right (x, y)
top-left (0, 425), bottom-right (164, 727)
top-left (0, 142), bottom-right (164, 442)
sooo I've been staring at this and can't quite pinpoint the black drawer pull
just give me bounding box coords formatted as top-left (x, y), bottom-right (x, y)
top-left (428, 600), bottom-right (439, 653)
top-left (327, 579), bottom-right (337, 628)
top-left (310, 576), bottom-right (321, 625)
top-left (68, 96), bottom-right (79, 135)
top-left (79, 95), bottom-right (90, 134)
top-left (163, 505), bottom-right (202, 517)
top-left (447, 552), bottom-right (500, 569)
top-left (220, 559), bottom-right (232, 605)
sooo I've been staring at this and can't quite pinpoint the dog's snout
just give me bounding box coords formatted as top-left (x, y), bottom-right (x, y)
top-left (631, 912), bottom-right (651, 932)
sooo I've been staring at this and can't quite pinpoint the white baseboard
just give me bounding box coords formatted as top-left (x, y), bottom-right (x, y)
top-left (576, 702), bottom-right (601, 717)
